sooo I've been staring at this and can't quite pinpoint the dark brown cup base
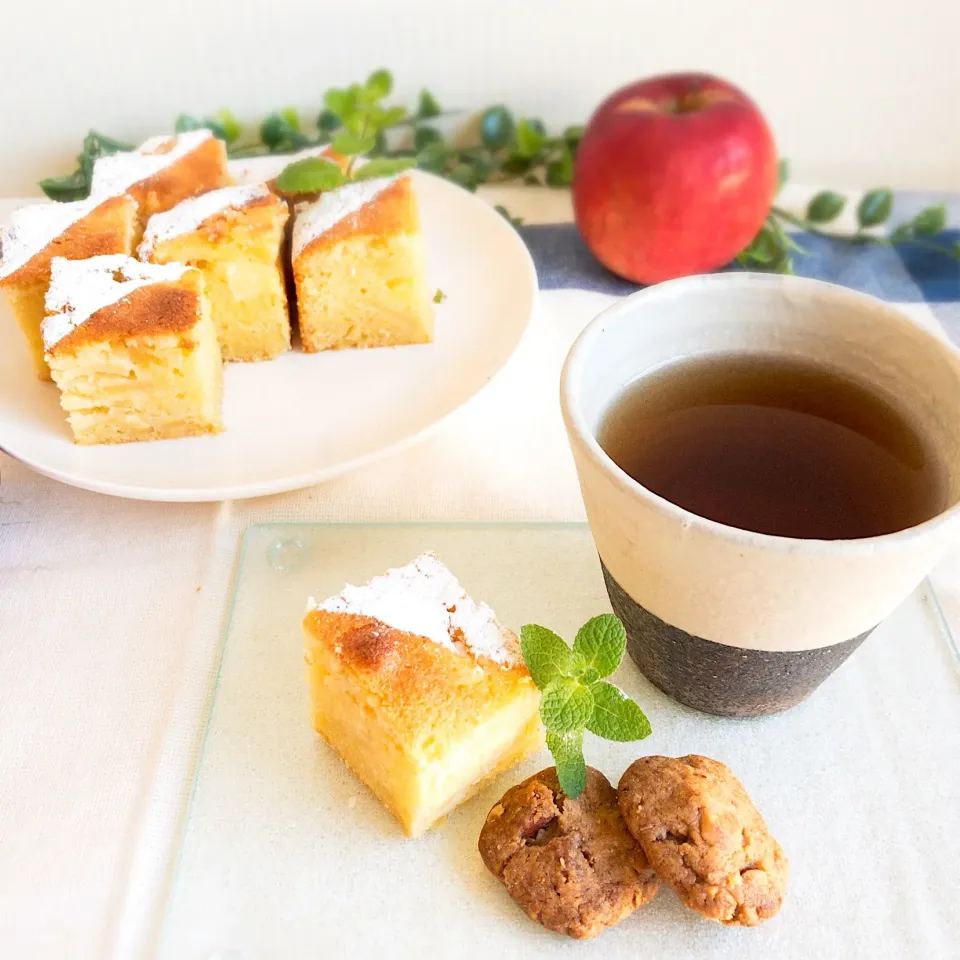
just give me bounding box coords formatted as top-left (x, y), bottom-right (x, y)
top-left (601, 563), bottom-right (874, 718)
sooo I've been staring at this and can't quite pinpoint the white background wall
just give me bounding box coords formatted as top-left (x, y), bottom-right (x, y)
top-left (1, 0), bottom-right (958, 196)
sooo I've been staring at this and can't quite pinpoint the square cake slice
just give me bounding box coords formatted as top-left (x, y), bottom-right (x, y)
top-left (140, 184), bottom-right (291, 362)
top-left (90, 129), bottom-right (230, 236)
top-left (303, 553), bottom-right (543, 837)
top-left (43, 255), bottom-right (222, 445)
top-left (0, 194), bottom-right (138, 379)
top-left (291, 174), bottom-right (433, 352)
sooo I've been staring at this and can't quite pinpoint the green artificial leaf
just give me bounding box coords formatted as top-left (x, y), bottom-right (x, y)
top-left (433, 288), bottom-right (447, 303)
top-left (331, 130), bottom-right (378, 156)
top-left (416, 141), bottom-right (449, 173)
top-left (279, 106), bottom-right (302, 131)
top-left (494, 204), bottom-right (524, 228)
top-left (515, 118), bottom-right (547, 158)
top-left (274, 157), bottom-right (348, 193)
top-left (414, 126), bottom-right (443, 151)
top-left (78, 130), bottom-right (132, 180)
top-left (460, 147), bottom-right (495, 180)
top-left (889, 223), bottom-right (913, 245)
top-left (317, 109), bottom-right (340, 132)
top-left (806, 190), bottom-right (845, 223)
top-left (500, 154), bottom-right (531, 177)
top-left (38, 171), bottom-right (89, 201)
top-left (260, 112), bottom-right (291, 149)
top-left (911, 204), bottom-right (947, 237)
top-left (175, 113), bottom-right (203, 133)
top-left (777, 158), bottom-right (790, 194)
top-left (546, 145), bottom-right (574, 187)
top-left (586, 682), bottom-right (652, 741)
top-left (415, 89), bottom-right (442, 120)
top-left (448, 162), bottom-right (478, 191)
top-left (571, 614), bottom-right (625, 680)
top-left (353, 156), bottom-right (417, 180)
top-left (857, 188), bottom-right (893, 228)
top-left (519, 624), bottom-right (572, 689)
top-left (209, 108), bottom-right (241, 144)
top-left (480, 105), bottom-right (514, 149)
top-left (540, 677), bottom-right (594, 733)
top-left (546, 730), bottom-right (587, 799)
top-left (366, 68), bottom-right (393, 100)
top-left (740, 223), bottom-right (781, 264)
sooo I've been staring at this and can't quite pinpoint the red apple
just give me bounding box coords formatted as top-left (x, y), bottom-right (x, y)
top-left (572, 73), bottom-right (778, 284)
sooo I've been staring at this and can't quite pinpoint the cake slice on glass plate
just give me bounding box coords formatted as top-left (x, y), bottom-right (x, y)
top-left (0, 194), bottom-right (138, 379)
top-left (303, 553), bottom-right (543, 837)
top-left (139, 183), bottom-right (291, 362)
top-left (43, 254), bottom-right (222, 445)
top-left (291, 174), bottom-right (433, 352)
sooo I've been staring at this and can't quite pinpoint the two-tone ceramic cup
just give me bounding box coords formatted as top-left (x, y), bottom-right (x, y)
top-left (560, 273), bottom-right (960, 717)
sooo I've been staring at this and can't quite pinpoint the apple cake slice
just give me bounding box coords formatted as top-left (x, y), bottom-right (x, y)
top-left (0, 194), bottom-right (138, 379)
top-left (291, 174), bottom-right (433, 352)
top-left (140, 183), bottom-right (291, 362)
top-left (90, 129), bottom-right (230, 235)
top-left (43, 254), bottom-right (222, 444)
top-left (303, 553), bottom-right (543, 837)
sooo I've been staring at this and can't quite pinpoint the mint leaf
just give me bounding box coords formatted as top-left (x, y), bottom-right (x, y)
top-left (546, 730), bottom-right (586, 799)
top-left (324, 88), bottom-right (357, 120)
top-left (331, 130), bottom-right (377, 156)
top-left (366, 69), bottom-right (393, 100)
top-left (586, 682), bottom-right (652, 742)
top-left (274, 157), bottom-right (348, 193)
top-left (806, 190), bottom-right (845, 224)
top-left (519, 624), bottom-right (572, 689)
top-left (571, 614), bottom-right (625, 680)
top-left (540, 677), bottom-right (593, 733)
top-left (38, 172), bottom-right (89, 201)
top-left (353, 156), bottom-right (416, 180)
top-left (175, 113), bottom-right (203, 133)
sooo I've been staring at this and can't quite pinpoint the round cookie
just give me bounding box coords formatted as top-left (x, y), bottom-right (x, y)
top-left (478, 766), bottom-right (660, 939)
top-left (618, 755), bottom-right (788, 926)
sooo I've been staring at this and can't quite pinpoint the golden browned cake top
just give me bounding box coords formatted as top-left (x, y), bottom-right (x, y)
top-left (309, 553), bottom-right (521, 667)
top-left (292, 174), bottom-right (412, 259)
top-left (138, 182), bottom-right (281, 257)
top-left (90, 129), bottom-right (216, 199)
top-left (0, 194), bottom-right (135, 284)
top-left (42, 254), bottom-right (199, 354)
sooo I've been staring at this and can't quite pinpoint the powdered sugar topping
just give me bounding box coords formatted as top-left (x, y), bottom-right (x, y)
top-left (0, 195), bottom-right (107, 280)
top-left (42, 254), bottom-right (190, 351)
top-left (308, 553), bottom-right (519, 666)
top-left (139, 183), bottom-right (271, 257)
top-left (90, 129), bottom-right (214, 199)
top-left (292, 176), bottom-right (397, 259)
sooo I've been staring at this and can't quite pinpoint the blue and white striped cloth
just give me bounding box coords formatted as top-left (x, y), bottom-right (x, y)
top-left (517, 189), bottom-right (960, 341)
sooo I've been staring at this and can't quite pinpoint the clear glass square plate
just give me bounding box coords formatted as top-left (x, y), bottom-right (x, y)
top-left (159, 523), bottom-right (960, 960)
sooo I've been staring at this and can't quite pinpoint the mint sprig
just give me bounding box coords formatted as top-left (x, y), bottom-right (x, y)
top-left (520, 614), bottom-right (651, 798)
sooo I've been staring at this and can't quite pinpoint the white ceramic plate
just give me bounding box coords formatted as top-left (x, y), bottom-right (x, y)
top-left (0, 164), bottom-right (536, 501)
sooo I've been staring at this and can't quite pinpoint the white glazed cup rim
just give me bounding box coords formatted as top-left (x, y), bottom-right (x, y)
top-left (560, 271), bottom-right (960, 556)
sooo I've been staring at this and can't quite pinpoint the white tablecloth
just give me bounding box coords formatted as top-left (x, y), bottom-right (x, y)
top-left (1, 185), bottom-right (958, 959)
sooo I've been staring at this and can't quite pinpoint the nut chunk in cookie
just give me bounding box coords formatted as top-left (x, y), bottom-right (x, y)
top-left (478, 766), bottom-right (659, 939)
top-left (618, 755), bottom-right (788, 926)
